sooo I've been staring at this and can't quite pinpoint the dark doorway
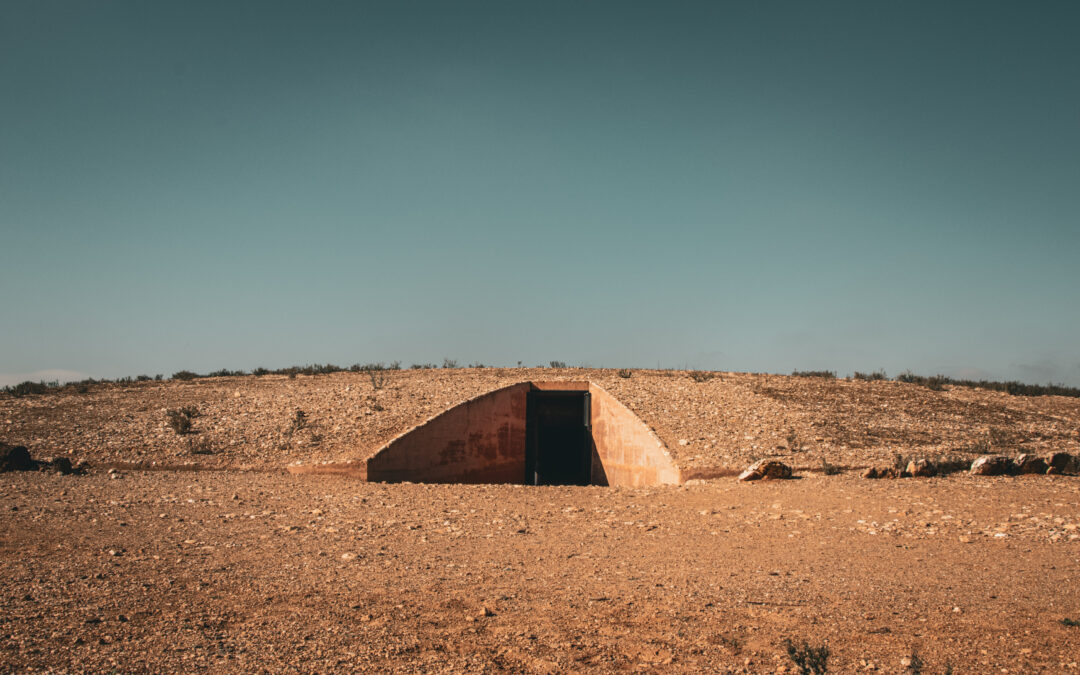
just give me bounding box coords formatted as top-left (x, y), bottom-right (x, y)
top-left (525, 390), bottom-right (591, 485)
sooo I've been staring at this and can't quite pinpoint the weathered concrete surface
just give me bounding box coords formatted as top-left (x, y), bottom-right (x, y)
top-left (366, 383), bottom-right (530, 484)
top-left (588, 383), bottom-right (681, 486)
top-left (365, 381), bottom-right (682, 486)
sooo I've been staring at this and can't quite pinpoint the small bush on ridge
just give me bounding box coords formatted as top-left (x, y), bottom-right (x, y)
top-left (792, 370), bottom-right (836, 379)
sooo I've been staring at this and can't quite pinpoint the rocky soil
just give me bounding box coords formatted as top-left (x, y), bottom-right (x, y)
top-left (2, 368), bottom-right (1079, 476)
top-left (3, 471), bottom-right (1079, 672)
top-left (3, 370), bottom-right (1080, 672)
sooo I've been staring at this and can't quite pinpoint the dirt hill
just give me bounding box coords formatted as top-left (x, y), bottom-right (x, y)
top-left (3, 368), bottom-right (1079, 476)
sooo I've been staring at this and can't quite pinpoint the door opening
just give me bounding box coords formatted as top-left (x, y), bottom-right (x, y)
top-left (526, 390), bottom-right (592, 485)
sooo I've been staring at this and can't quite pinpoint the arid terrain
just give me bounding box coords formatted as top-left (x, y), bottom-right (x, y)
top-left (4, 368), bottom-right (1079, 475)
top-left (3, 369), bottom-right (1080, 672)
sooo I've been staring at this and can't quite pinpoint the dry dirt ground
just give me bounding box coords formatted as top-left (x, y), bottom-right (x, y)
top-left (3, 368), bottom-right (1079, 475)
top-left (3, 472), bottom-right (1080, 673)
top-left (3, 370), bottom-right (1080, 672)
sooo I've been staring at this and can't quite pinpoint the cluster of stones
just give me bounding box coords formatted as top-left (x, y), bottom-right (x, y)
top-left (0, 443), bottom-right (82, 475)
top-left (737, 459), bottom-right (793, 481)
top-left (862, 452), bottom-right (1078, 479)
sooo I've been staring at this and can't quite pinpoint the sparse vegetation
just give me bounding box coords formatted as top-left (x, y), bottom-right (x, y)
top-left (207, 368), bottom-right (246, 377)
top-left (853, 370), bottom-right (887, 381)
top-left (784, 639), bottom-right (829, 674)
top-left (2, 380), bottom-right (55, 397)
top-left (617, 369), bottom-right (632, 378)
top-left (792, 370), bottom-right (836, 379)
top-left (289, 410), bottom-right (308, 434)
top-left (907, 649), bottom-right (924, 674)
top-left (367, 367), bottom-right (388, 391)
top-left (5, 363), bottom-right (1076, 401)
top-left (895, 371), bottom-right (1080, 398)
top-left (166, 409), bottom-right (194, 435)
top-left (1061, 617), bottom-right (1080, 627)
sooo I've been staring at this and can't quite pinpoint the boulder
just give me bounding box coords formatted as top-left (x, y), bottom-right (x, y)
top-left (0, 444), bottom-right (34, 472)
top-left (738, 459), bottom-right (792, 481)
top-left (1045, 452), bottom-right (1077, 475)
top-left (1012, 454), bottom-right (1048, 475)
top-left (906, 459), bottom-right (937, 477)
top-left (969, 455), bottom-right (1012, 476)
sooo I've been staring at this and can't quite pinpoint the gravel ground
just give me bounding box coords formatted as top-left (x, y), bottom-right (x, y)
top-left (3, 470), bottom-right (1080, 673)
top-left (4, 370), bottom-right (1080, 672)
top-left (3, 368), bottom-right (1079, 476)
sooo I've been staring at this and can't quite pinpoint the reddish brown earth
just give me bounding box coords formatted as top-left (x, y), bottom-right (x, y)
top-left (3, 370), bottom-right (1080, 672)
top-left (3, 368), bottom-right (1079, 474)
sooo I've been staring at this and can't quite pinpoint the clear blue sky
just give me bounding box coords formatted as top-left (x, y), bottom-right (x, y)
top-left (2, 1), bottom-right (1079, 386)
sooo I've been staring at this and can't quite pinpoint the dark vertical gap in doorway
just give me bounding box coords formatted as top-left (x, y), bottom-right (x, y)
top-left (525, 390), bottom-right (592, 485)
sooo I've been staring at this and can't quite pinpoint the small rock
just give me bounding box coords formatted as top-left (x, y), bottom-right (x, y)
top-left (678, 439), bottom-right (689, 446)
top-left (1013, 454), bottom-right (1047, 475)
top-left (906, 459), bottom-right (936, 477)
top-left (863, 467), bottom-right (900, 479)
top-left (738, 459), bottom-right (792, 481)
top-left (970, 455), bottom-right (1012, 476)
top-left (340, 552), bottom-right (357, 561)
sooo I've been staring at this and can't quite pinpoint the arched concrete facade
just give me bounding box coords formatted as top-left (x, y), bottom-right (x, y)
top-left (365, 381), bottom-right (682, 486)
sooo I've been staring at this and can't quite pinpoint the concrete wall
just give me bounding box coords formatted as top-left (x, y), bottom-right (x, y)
top-left (365, 380), bottom-right (682, 486)
top-left (366, 383), bottom-right (530, 484)
top-left (588, 383), bottom-right (682, 486)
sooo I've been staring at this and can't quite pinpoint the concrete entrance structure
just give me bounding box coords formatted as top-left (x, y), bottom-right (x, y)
top-left (365, 381), bottom-right (682, 486)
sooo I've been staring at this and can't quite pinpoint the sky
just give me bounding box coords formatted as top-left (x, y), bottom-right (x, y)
top-left (2, 1), bottom-right (1079, 387)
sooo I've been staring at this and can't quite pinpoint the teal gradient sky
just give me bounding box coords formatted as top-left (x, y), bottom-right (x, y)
top-left (2, 1), bottom-right (1079, 386)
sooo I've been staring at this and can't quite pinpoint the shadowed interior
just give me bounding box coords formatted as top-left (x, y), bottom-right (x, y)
top-left (526, 390), bottom-right (591, 486)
